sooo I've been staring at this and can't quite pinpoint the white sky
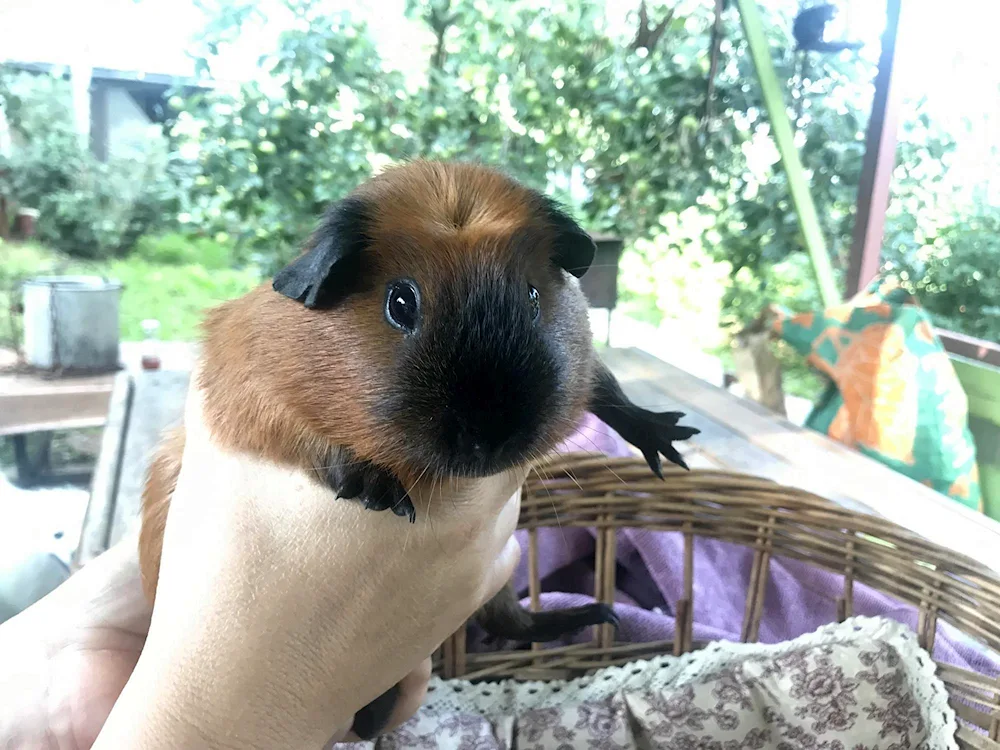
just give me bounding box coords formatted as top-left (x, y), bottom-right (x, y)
top-left (0, 0), bottom-right (995, 87)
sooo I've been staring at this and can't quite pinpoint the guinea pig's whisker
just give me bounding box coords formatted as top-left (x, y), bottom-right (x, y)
top-left (561, 435), bottom-right (629, 488)
top-left (548, 415), bottom-right (620, 450)
top-left (527, 456), bottom-right (557, 497)
top-left (536, 447), bottom-right (585, 494)
top-left (406, 464), bottom-right (431, 498)
top-left (561, 428), bottom-right (605, 455)
top-left (438, 474), bottom-right (462, 539)
top-left (313, 454), bottom-right (374, 471)
top-left (527, 452), bottom-right (572, 557)
top-left (401, 465), bottom-right (432, 549)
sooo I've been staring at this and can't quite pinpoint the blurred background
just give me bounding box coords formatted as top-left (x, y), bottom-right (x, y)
top-left (1, 0), bottom-right (998, 618)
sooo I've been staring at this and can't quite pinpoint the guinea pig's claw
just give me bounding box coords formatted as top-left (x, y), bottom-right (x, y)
top-left (635, 414), bottom-right (700, 475)
top-left (324, 452), bottom-right (417, 522)
top-left (391, 497), bottom-right (417, 523)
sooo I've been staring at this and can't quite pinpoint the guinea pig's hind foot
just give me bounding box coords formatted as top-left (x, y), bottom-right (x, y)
top-left (482, 603), bottom-right (619, 645)
top-left (351, 682), bottom-right (401, 740)
top-left (322, 451), bottom-right (416, 522)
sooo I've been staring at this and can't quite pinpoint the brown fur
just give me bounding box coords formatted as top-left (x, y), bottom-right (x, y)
top-left (138, 160), bottom-right (596, 601)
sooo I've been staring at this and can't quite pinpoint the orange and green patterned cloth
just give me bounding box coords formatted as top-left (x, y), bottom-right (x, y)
top-left (771, 279), bottom-right (981, 511)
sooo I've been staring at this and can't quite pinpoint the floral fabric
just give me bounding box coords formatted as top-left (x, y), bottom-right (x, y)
top-left (335, 617), bottom-right (957, 749)
top-left (771, 277), bottom-right (981, 510)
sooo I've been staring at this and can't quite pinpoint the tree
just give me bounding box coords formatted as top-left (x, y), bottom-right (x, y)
top-left (0, 67), bottom-right (177, 258)
top-left (173, 0), bottom-right (958, 332)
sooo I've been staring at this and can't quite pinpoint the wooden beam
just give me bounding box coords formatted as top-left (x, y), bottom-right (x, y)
top-left (846, 0), bottom-right (904, 296)
top-left (0, 371), bottom-right (115, 436)
top-left (703, 0), bottom-right (726, 121)
top-left (73, 372), bottom-right (133, 570)
top-left (938, 329), bottom-right (1000, 369)
top-left (734, 0), bottom-right (840, 308)
top-left (949, 355), bottom-right (1000, 520)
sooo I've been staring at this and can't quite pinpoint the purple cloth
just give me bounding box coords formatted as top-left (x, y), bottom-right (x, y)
top-left (476, 413), bottom-right (999, 678)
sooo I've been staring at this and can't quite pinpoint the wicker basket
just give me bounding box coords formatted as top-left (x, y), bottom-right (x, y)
top-left (435, 452), bottom-right (1000, 750)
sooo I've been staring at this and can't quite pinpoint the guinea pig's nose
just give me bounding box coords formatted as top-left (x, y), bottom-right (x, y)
top-left (451, 426), bottom-right (488, 460)
top-left (457, 433), bottom-right (485, 457)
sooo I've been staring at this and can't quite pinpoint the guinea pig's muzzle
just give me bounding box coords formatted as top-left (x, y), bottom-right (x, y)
top-left (384, 272), bottom-right (563, 478)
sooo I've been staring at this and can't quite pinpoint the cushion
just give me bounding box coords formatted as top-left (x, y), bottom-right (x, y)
top-left (337, 617), bottom-right (957, 749)
top-left (771, 276), bottom-right (980, 510)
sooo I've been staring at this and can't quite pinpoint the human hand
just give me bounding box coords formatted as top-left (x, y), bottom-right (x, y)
top-left (0, 536), bottom-right (150, 749)
top-left (93, 379), bottom-right (525, 749)
top-left (0, 521), bottom-right (449, 750)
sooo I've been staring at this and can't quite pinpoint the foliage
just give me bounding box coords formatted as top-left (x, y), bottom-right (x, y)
top-left (172, 0), bottom-right (956, 334)
top-left (4, 0), bottom-right (986, 361)
top-left (0, 68), bottom-right (178, 259)
top-left (0, 240), bottom-right (76, 348)
top-left (884, 209), bottom-right (1000, 342)
top-left (134, 232), bottom-right (235, 270)
top-left (109, 256), bottom-right (260, 340)
top-left (0, 240), bottom-right (73, 284)
top-left (170, 5), bottom-right (412, 268)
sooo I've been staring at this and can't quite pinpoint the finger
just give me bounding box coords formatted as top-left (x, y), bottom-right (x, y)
top-left (332, 658), bottom-right (432, 743)
top-left (478, 535), bottom-right (522, 607)
top-left (495, 534), bottom-right (522, 582)
top-left (431, 465), bottom-right (528, 521)
top-left (72, 533), bottom-right (152, 634)
top-left (494, 486), bottom-right (522, 542)
top-left (381, 658), bottom-right (432, 733)
top-left (477, 465), bottom-right (530, 515)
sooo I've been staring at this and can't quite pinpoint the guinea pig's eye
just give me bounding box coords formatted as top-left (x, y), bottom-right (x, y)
top-left (385, 279), bottom-right (420, 334)
top-left (528, 284), bottom-right (540, 322)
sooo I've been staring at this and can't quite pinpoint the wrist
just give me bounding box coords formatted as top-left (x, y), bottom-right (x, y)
top-left (0, 596), bottom-right (61, 748)
top-left (94, 626), bottom-right (353, 750)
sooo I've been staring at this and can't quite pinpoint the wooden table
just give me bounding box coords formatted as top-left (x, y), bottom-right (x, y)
top-left (0, 342), bottom-right (199, 437)
top-left (1, 343), bottom-right (199, 485)
top-left (74, 370), bottom-right (190, 568)
top-left (74, 347), bottom-right (1000, 574)
top-left (0, 371), bottom-right (115, 438)
top-left (604, 348), bottom-right (1000, 572)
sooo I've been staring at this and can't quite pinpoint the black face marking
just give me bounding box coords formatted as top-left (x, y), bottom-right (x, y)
top-left (378, 267), bottom-right (562, 477)
top-left (384, 278), bottom-right (420, 334)
top-left (528, 284), bottom-right (540, 323)
top-left (272, 197), bottom-right (370, 309)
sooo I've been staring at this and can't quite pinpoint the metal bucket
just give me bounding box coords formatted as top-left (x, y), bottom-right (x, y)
top-left (22, 276), bottom-right (122, 373)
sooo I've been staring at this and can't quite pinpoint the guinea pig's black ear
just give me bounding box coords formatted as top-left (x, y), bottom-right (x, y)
top-left (272, 197), bottom-right (370, 309)
top-left (538, 195), bottom-right (596, 278)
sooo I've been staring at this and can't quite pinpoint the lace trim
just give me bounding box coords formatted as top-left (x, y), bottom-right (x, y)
top-left (422, 616), bottom-right (958, 747)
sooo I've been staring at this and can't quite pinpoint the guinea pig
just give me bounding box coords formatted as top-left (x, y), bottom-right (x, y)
top-left (138, 160), bottom-right (698, 739)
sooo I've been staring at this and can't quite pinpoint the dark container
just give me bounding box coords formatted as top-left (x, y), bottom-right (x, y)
top-left (578, 233), bottom-right (624, 311)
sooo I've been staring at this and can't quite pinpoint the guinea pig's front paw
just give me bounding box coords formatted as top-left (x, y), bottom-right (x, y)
top-left (324, 453), bottom-right (416, 523)
top-left (633, 410), bottom-right (701, 477)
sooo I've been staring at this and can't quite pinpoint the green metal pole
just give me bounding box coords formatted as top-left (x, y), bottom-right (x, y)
top-left (734, 0), bottom-right (841, 308)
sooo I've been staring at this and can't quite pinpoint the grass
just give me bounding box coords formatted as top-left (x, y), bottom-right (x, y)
top-left (110, 258), bottom-right (261, 340)
top-left (0, 239), bottom-right (261, 345)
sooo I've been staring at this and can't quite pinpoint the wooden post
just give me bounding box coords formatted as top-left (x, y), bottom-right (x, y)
top-left (846, 0), bottom-right (904, 296)
top-left (734, 0), bottom-right (840, 308)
